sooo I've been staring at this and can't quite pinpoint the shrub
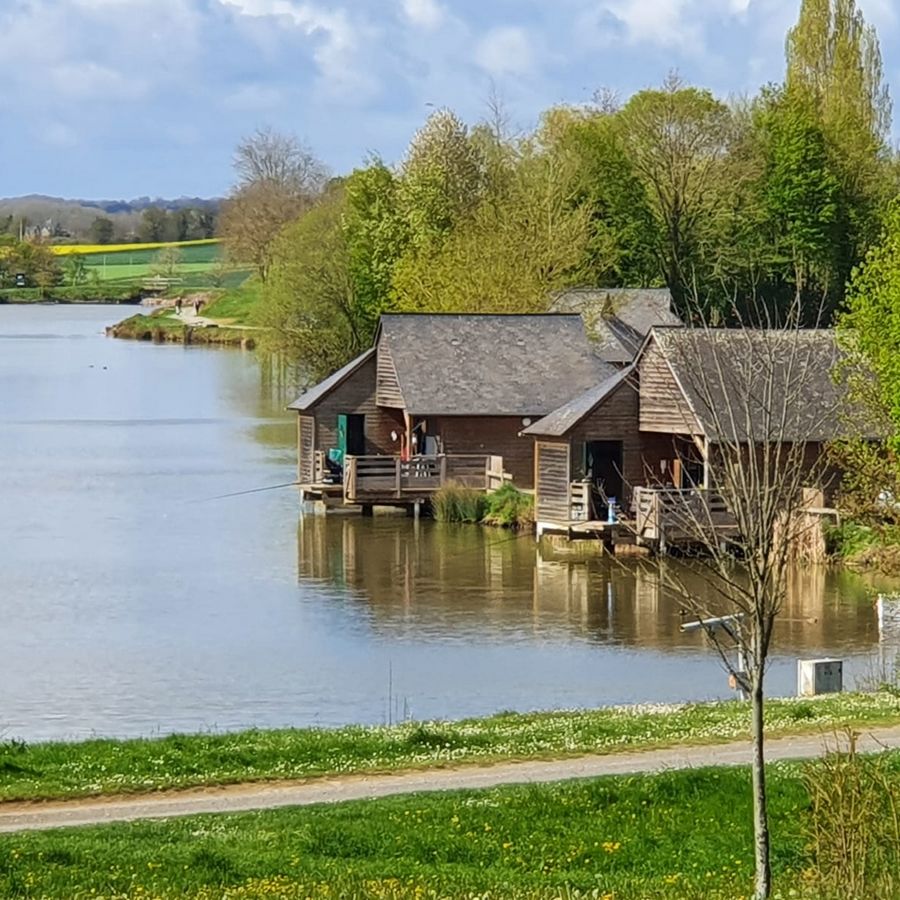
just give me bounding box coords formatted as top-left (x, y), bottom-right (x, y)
top-left (482, 483), bottom-right (535, 529)
top-left (431, 483), bottom-right (486, 523)
top-left (803, 729), bottom-right (900, 899)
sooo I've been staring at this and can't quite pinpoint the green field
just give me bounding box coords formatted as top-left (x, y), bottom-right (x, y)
top-left (78, 243), bottom-right (225, 285)
top-left (0, 758), bottom-right (890, 899)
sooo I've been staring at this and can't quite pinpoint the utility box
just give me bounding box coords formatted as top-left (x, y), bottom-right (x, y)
top-left (797, 658), bottom-right (843, 696)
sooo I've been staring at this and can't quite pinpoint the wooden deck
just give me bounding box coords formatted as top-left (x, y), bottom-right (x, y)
top-left (536, 483), bottom-right (737, 552)
top-left (300, 454), bottom-right (507, 508)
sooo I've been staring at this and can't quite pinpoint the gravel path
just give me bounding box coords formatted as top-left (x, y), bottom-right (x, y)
top-left (3, 725), bottom-right (900, 834)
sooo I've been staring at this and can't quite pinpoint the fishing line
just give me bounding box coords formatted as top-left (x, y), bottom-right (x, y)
top-left (186, 480), bottom-right (299, 503)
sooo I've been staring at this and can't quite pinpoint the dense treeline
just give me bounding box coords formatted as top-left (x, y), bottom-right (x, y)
top-left (220, 0), bottom-right (897, 380)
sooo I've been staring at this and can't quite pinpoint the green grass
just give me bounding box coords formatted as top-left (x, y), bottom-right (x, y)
top-left (0, 693), bottom-right (897, 804)
top-left (432, 483), bottom-right (487, 523)
top-left (0, 757), bottom-right (864, 899)
top-left (200, 279), bottom-right (262, 324)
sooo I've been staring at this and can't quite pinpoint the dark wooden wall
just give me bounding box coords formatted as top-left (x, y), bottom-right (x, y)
top-left (565, 381), bottom-right (643, 503)
top-left (308, 355), bottom-right (404, 458)
top-left (431, 416), bottom-right (535, 487)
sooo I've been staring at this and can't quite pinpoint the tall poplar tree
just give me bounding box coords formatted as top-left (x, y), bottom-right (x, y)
top-left (786, 0), bottom-right (892, 283)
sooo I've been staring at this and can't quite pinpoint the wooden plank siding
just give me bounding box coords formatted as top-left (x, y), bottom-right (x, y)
top-left (535, 442), bottom-right (571, 524)
top-left (308, 354), bottom-right (404, 459)
top-left (638, 342), bottom-right (700, 435)
top-left (565, 381), bottom-right (643, 506)
top-left (298, 415), bottom-right (315, 484)
top-left (430, 416), bottom-right (535, 487)
top-left (375, 344), bottom-right (405, 409)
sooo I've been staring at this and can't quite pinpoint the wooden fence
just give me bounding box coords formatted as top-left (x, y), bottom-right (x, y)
top-left (344, 454), bottom-right (505, 503)
top-left (634, 486), bottom-right (736, 548)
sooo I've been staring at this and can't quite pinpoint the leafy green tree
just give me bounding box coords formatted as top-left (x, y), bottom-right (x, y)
top-left (756, 89), bottom-right (840, 303)
top-left (539, 105), bottom-right (657, 287)
top-left (64, 254), bottom-right (88, 287)
top-left (786, 0), bottom-right (893, 287)
top-left (839, 200), bottom-right (900, 451)
top-left (392, 150), bottom-right (590, 313)
top-left (258, 189), bottom-right (367, 380)
top-left (397, 108), bottom-right (486, 253)
top-left (618, 77), bottom-right (733, 314)
top-left (139, 207), bottom-right (171, 243)
top-left (341, 160), bottom-right (407, 336)
top-left (89, 217), bottom-right (115, 245)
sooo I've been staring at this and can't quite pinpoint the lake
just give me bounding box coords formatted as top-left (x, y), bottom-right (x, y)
top-left (0, 305), bottom-right (892, 742)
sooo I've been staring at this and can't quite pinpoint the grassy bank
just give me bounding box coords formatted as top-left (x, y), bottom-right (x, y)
top-left (1, 756), bottom-right (892, 899)
top-left (106, 311), bottom-right (257, 347)
top-left (107, 281), bottom-right (262, 347)
top-left (1, 693), bottom-right (898, 804)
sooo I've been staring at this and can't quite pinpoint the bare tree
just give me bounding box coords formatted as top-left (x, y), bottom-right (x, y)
top-left (233, 127), bottom-right (329, 195)
top-left (221, 127), bottom-right (329, 282)
top-left (638, 303), bottom-right (843, 899)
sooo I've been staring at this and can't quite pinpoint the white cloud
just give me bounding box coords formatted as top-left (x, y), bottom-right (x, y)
top-left (475, 26), bottom-right (535, 77)
top-left (402, 0), bottom-right (445, 30)
top-left (603, 0), bottom-right (697, 47)
top-left (222, 0), bottom-right (376, 98)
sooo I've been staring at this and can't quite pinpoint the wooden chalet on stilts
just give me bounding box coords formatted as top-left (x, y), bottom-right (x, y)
top-left (289, 313), bottom-right (615, 512)
top-left (525, 327), bottom-right (851, 551)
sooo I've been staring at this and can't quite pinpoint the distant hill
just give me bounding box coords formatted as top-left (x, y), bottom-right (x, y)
top-left (0, 195), bottom-right (221, 241)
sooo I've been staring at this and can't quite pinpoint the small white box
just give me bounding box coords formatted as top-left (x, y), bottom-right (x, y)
top-left (797, 658), bottom-right (843, 696)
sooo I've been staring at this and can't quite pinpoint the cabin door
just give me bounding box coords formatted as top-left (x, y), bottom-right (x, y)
top-left (337, 414), bottom-right (366, 459)
top-left (585, 440), bottom-right (623, 518)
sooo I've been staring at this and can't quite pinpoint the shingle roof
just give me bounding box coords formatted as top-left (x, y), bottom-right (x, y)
top-left (378, 314), bottom-right (615, 416)
top-left (551, 288), bottom-right (682, 363)
top-left (522, 365), bottom-right (637, 437)
top-left (287, 348), bottom-right (375, 411)
top-left (651, 328), bottom-right (852, 443)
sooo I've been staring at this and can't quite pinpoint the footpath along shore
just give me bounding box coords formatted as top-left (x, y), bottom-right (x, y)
top-left (2, 722), bottom-right (900, 833)
top-left (1, 693), bottom-right (899, 832)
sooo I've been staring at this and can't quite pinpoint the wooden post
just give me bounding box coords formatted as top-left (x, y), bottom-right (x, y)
top-left (440, 455), bottom-right (448, 486)
top-left (395, 457), bottom-right (402, 499)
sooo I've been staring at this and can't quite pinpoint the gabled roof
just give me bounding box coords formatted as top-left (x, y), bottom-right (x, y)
top-left (646, 328), bottom-right (851, 443)
top-left (377, 313), bottom-right (615, 416)
top-left (522, 365), bottom-right (637, 437)
top-left (288, 348), bottom-right (375, 411)
top-left (551, 288), bottom-right (682, 364)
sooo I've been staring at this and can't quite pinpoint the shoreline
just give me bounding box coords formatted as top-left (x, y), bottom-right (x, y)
top-left (105, 313), bottom-right (257, 348)
top-left (1, 691), bottom-right (897, 804)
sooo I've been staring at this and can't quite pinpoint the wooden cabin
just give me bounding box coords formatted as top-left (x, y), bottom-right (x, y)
top-left (289, 313), bottom-right (615, 507)
top-left (525, 327), bottom-right (854, 546)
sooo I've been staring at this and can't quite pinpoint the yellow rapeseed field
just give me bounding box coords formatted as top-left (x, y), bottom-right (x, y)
top-left (51, 238), bottom-right (220, 256)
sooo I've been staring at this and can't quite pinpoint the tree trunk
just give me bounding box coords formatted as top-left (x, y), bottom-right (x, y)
top-left (751, 674), bottom-right (772, 899)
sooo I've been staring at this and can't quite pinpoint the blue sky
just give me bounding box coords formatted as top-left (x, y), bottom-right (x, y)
top-left (1, 0), bottom-right (898, 199)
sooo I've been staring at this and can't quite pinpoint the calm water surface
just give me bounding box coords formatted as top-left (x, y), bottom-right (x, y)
top-left (0, 306), bottom-right (894, 742)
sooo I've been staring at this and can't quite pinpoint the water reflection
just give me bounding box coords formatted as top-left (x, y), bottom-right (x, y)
top-left (298, 514), bottom-right (888, 658)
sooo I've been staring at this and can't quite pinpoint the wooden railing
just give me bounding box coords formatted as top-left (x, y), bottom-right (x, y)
top-left (634, 486), bottom-right (736, 547)
top-left (344, 454), bottom-right (505, 503)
